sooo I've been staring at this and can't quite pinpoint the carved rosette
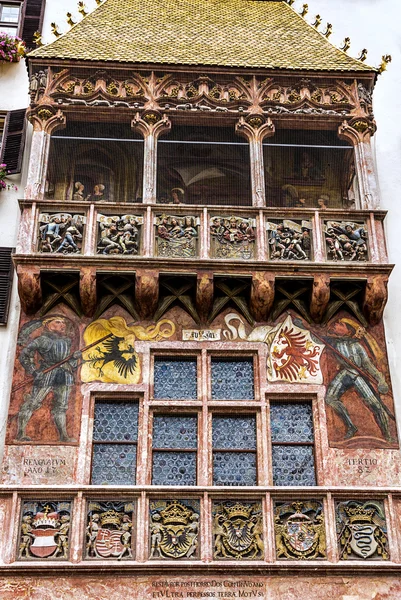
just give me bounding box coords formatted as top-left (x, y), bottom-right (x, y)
top-left (97, 214), bottom-right (143, 255)
top-left (38, 213), bottom-right (86, 254)
top-left (213, 501), bottom-right (263, 560)
top-left (336, 501), bottom-right (389, 560)
top-left (18, 501), bottom-right (72, 560)
top-left (267, 219), bottom-right (312, 261)
top-left (86, 501), bottom-right (135, 560)
top-left (149, 500), bottom-right (200, 559)
top-left (210, 216), bottom-right (256, 260)
top-left (274, 501), bottom-right (326, 560)
top-left (324, 220), bottom-right (368, 262)
top-left (155, 214), bottom-right (199, 258)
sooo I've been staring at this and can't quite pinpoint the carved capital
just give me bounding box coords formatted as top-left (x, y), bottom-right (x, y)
top-left (196, 271), bottom-right (214, 324)
top-left (131, 111), bottom-right (171, 139)
top-left (80, 267), bottom-right (97, 317)
top-left (250, 272), bottom-right (275, 322)
top-left (27, 107), bottom-right (66, 134)
top-left (135, 269), bottom-right (159, 320)
top-left (235, 115), bottom-right (275, 143)
top-left (17, 265), bottom-right (42, 315)
top-left (310, 274), bottom-right (330, 323)
top-left (363, 275), bottom-right (388, 326)
top-left (338, 118), bottom-right (376, 145)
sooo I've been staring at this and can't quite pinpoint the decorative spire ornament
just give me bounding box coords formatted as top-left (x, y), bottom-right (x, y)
top-left (50, 22), bottom-right (61, 37)
top-left (379, 54), bottom-right (392, 73)
top-left (66, 12), bottom-right (76, 27)
top-left (340, 37), bottom-right (351, 53)
top-left (300, 4), bottom-right (308, 18)
top-left (357, 49), bottom-right (368, 62)
top-left (323, 23), bottom-right (332, 38)
top-left (312, 15), bottom-right (321, 29)
top-left (33, 31), bottom-right (42, 47)
top-left (78, 2), bottom-right (88, 17)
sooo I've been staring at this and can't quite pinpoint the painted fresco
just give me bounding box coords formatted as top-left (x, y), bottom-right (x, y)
top-left (6, 303), bottom-right (397, 449)
top-left (7, 310), bottom-right (81, 444)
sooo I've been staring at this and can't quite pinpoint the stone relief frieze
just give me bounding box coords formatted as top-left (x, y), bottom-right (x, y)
top-left (274, 501), bottom-right (326, 560)
top-left (149, 500), bottom-right (199, 559)
top-left (210, 215), bottom-right (256, 259)
top-left (18, 501), bottom-right (72, 560)
top-left (155, 214), bottom-right (199, 258)
top-left (213, 501), bottom-right (264, 560)
top-left (97, 214), bottom-right (143, 255)
top-left (86, 501), bottom-right (135, 559)
top-left (267, 219), bottom-right (312, 260)
top-left (324, 220), bottom-right (368, 261)
top-left (336, 500), bottom-right (389, 560)
top-left (38, 213), bottom-right (85, 254)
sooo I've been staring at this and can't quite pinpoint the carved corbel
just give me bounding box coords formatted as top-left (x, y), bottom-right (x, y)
top-left (135, 269), bottom-right (159, 320)
top-left (80, 267), bottom-right (97, 317)
top-left (250, 272), bottom-right (275, 322)
top-left (17, 265), bottom-right (42, 315)
top-left (338, 118), bottom-right (376, 146)
top-left (235, 114), bottom-right (275, 143)
top-left (362, 274), bottom-right (388, 326)
top-left (131, 110), bottom-right (171, 139)
top-left (27, 107), bottom-right (66, 134)
top-left (196, 271), bottom-right (214, 324)
top-left (310, 274), bottom-right (330, 323)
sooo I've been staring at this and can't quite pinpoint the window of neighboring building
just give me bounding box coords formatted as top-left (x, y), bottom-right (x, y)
top-left (212, 415), bottom-right (257, 486)
top-left (157, 125), bottom-right (252, 206)
top-left (152, 414), bottom-right (198, 485)
top-left (270, 401), bottom-right (316, 486)
top-left (0, 2), bottom-right (21, 35)
top-left (91, 399), bottom-right (139, 485)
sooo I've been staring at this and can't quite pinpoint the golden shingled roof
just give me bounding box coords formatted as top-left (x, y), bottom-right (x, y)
top-left (30, 0), bottom-right (374, 72)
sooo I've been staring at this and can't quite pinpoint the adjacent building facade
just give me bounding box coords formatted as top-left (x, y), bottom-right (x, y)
top-left (1, 0), bottom-right (401, 598)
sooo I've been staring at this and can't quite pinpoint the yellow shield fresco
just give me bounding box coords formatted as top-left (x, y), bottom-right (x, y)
top-left (81, 317), bottom-right (175, 384)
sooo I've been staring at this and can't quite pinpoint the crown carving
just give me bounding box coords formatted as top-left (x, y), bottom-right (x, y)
top-left (223, 503), bottom-right (253, 520)
top-left (100, 510), bottom-right (122, 527)
top-left (344, 506), bottom-right (375, 523)
top-left (34, 511), bottom-right (59, 528)
top-left (159, 501), bottom-right (192, 525)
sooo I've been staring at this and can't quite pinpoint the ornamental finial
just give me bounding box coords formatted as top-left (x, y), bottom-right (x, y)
top-left (357, 49), bottom-right (368, 62)
top-left (312, 15), bottom-right (321, 29)
top-left (50, 22), bottom-right (61, 37)
top-left (378, 54), bottom-right (392, 73)
top-left (33, 31), bottom-right (42, 47)
top-left (300, 4), bottom-right (308, 18)
top-left (66, 12), bottom-right (76, 27)
top-left (78, 1), bottom-right (88, 17)
top-left (340, 37), bottom-right (351, 53)
top-left (323, 23), bottom-right (332, 38)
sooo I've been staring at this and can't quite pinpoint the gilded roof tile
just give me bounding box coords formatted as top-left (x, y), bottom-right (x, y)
top-left (29, 0), bottom-right (374, 72)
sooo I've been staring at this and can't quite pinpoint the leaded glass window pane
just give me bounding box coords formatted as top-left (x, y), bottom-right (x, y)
top-left (272, 445), bottom-right (316, 486)
top-left (93, 401), bottom-right (138, 441)
top-left (152, 451), bottom-right (197, 485)
top-left (270, 403), bottom-right (314, 442)
top-left (154, 359), bottom-right (198, 399)
top-left (213, 452), bottom-right (257, 486)
top-left (212, 416), bottom-right (256, 449)
top-left (91, 400), bottom-right (138, 485)
top-left (211, 359), bottom-right (254, 400)
top-left (153, 415), bottom-right (197, 449)
top-left (91, 444), bottom-right (137, 485)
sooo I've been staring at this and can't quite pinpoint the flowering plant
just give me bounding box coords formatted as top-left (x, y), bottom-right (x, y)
top-left (0, 32), bottom-right (26, 63)
top-left (0, 164), bottom-right (18, 191)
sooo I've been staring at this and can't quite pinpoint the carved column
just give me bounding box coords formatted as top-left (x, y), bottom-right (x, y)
top-left (132, 111), bottom-right (171, 204)
top-left (80, 267), bottom-right (97, 317)
top-left (363, 274), bottom-right (388, 326)
top-left (236, 115), bottom-right (275, 207)
top-left (250, 272), bottom-right (275, 322)
top-left (135, 269), bottom-right (159, 320)
top-left (196, 271), bottom-right (214, 324)
top-left (338, 118), bottom-right (379, 209)
top-left (310, 274), bottom-right (330, 323)
top-left (25, 108), bottom-right (66, 201)
top-left (17, 265), bottom-right (42, 315)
